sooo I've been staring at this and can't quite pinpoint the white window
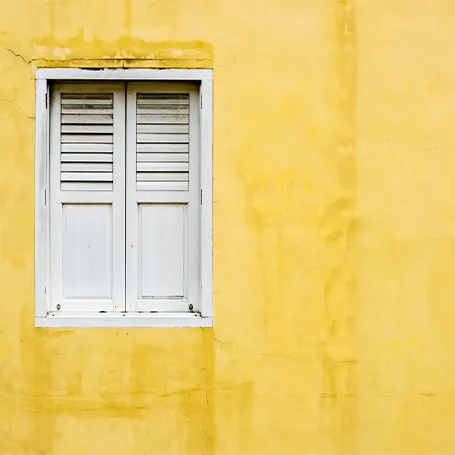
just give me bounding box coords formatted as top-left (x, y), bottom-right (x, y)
top-left (35, 69), bottom-right (213, 327)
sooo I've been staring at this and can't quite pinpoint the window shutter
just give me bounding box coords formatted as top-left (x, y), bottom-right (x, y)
top-left (49, 84), bottom-right (126, 312)
top-left (136, 93), bottom-right (190, 191)
top-left (126, 83), bottom-right (201, 313)
top-left (60, 93), bottom-right (114, 191)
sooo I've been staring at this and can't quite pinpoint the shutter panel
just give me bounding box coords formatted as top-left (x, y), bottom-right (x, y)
top-left (60, 93), bottom-right (114, 191)
top-left (136, 94), bottom-right (190, 191)
top-left (49, 84), bottom-right (125, 313)
top-left (126, 83), bottom-right (201, 313)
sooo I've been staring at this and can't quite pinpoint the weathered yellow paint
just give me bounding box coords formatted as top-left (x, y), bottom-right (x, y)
top-left (1, 0), bottom-right (455, 453)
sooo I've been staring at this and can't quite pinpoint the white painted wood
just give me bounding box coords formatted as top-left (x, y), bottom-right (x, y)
top-left (61, 162), bottom-right (113, 172)
top-left (133, 84), bottom-right (196, 92)
top-left (35, 69), bottom-right (213, 325)
top-left (62, 114), bottom-right (113, 124)
top-left (136, 173), bottom-right (188, 181)
top-left (61, 93), bottom-right (113, 100)
top-left (137, 124), bottom-right (188, 134)
top-left (135, 92), bottom-right (190, 191)
top-left (138, 204), bottom-right (185, 299)
top-left (61, 124), bottom-right (113, 134)
top-left (137, 143), bottom-right (188, 153)
top-left (61, 99), bottom-right (113, 105)
top-left (138, 105), bottom-right (190, 113)
top-left (35, 78), bottom-right (49, 318)
top-left (137, 95), bottom-right (189, 105)
top-left (56, 299), bottom-right (115, 312)
top-left (61, 134), bottom-right (113, 143)
top-left (58, 192), bottom-right (115, 203)
top-left (59, 92), bottom-right (115, 191)
top-left (36, 68), bottom-right (213, 82)
top-left (61, 153), bottom-right (113, 162)
top-left (61, 172), bottom-right (113, 181)
top-left (137, 133), bottom-right (189, 143)
top-left (126, 82), bottom-right (200, 313)
top-left (62, 204), bottom-right (113, 300)
top-left (49, 83), bottom-right (125, 313)
top-left (136, 113), bottom-right (189, 122)
top-left (135, 192), bottom-right (190, 204)
top-left (49, 88), bottom-right (63, 313)
top-left (61, 107), bottom-right (114, 115)
top-left (36, 313), bottom-right (213, 328)
top-left (187, 88), bottom-right (202, 314)
top-left (137, 153), bottom-right (188, 162)
top-left (136, 181), bottom-right (189, 191)
top-left (126, 85), bottom-right (139, 312)
top-left (137, 162), bottom-right (188, 172)
top-left (137, 299), bottom-right (190, 313)
top-left (200, 77), bottom-right (214, 318)
top-left (62, 143), bottom-right (113, 153)
top-left (61, 182), bottom-right (114, 191)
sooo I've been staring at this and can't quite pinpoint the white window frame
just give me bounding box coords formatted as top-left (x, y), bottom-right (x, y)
top-left (34, 68), bottom-right (213, 328)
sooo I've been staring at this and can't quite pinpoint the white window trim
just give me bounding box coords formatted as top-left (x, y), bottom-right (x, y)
top-left (35, 68), bottom-right (213, 328)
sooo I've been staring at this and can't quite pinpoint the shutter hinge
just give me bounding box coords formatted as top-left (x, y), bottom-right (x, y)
top-left (200, 189), bottom-right (202, 205)
top-left (45, 92), bottom-right (48, 109)
top-left (44, 285), bottom-right (47, 294)
top-left (44, 189), bottom-right (47, 206)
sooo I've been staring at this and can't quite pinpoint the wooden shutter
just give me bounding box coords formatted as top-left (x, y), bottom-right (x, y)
top-left (60, 93), bottom-right (114, 190)
top-left (49, 84), bottom-right (125, 312)
top-left (136, 93), bottom-right (190, 191)
top-left (126, 83), bottom-right (201, 313)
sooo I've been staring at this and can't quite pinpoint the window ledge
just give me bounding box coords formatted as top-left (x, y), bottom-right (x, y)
top-left (35, 312), bottom-right (213, 328)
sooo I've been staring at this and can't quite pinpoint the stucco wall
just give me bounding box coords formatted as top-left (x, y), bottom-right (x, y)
top-left (1, 0), bottom-right (455, 454)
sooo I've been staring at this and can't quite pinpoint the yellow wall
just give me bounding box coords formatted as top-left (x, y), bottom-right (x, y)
top-left (1, 0), bottom-right (455, 453)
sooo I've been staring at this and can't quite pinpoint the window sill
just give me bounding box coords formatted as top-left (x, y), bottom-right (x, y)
top-left (35, 312), bottom-right (213, 328)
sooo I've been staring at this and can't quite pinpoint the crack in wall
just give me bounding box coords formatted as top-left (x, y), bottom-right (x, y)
top-left (0, 98), bottom-right (34, 119)
top-left (0, 47), bottom-right (213, 66)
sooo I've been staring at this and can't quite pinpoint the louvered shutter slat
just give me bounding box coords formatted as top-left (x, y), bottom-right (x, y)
top-left (61, 153), bottom-right (113, 162)
top-left (137, 162), bottom-right (188, 172)
top-left (61, 107), bottom-right (114, 115)
top-left (61, 182), bottom-right (114, 191)
top-left (61, 124), bottom-right (113, 134)
top-left (61, 172), bottom-right (113, 182)
top-left (137, 96), bottom-right (188, 105)
top-left (137, 133), bottom-right (189, 143)
top-left (136, 153), bottom-right (188, 162)
top-left (60, 93), bottom-right (114, 191)
top-left (61, 134), bottom-right (113, 143)
top-left (137, 143), bottom-right (188, 153)
top-left (61, 162), bottom-right (113, 172)
top-left (136, 93), bottom-right (190, 191)
top-left (137, 106), bottom-right (189, 114)
top-left (137, 173), bottom-right (188, 181)
top-left (62, 114), bottom-right (113, 124)
top-left (62, 143), bottom-right (113, 153)
top-left (136, 182), bottom-right (189, 191)
top-left (136, 114), bottom-right (189, 123)
top-left (137, 124), bottom-right (189, 134)
top-left (61, 99), bottom-right (113, 105)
